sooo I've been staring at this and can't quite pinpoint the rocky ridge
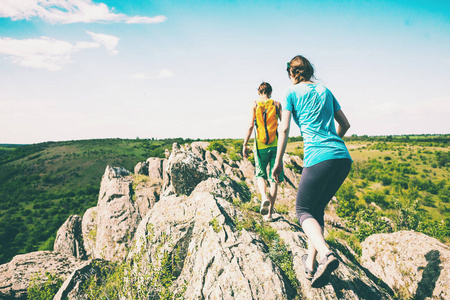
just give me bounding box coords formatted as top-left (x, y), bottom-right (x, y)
top-left (0, 142), bottom-right (448, 299)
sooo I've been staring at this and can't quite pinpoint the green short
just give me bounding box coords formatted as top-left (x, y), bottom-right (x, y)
top-left (255, 147), bottom-right (284, 182)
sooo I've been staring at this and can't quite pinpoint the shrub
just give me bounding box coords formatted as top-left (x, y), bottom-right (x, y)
top-left (335, 182), bottom-right (359, 217)
top-left (82, 226), bottom-right (187, 299)
top-left (27, 271), bottom-right (63, 300)
top-left (206, 140), bottom-right (227, 153)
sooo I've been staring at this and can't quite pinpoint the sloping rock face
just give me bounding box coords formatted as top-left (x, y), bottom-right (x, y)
top-left (0, 251), bottom-right (84, 299)
top-left (56, 149), bottom-right (392, 299)
top-left (129, 178), bottom-right (297, 299)
top-left (53, 259), bottom-right (107, 300)
top-left (361, 230), bottom-right (450, 300)
top-left (93, 166), bottom-right (141, 261)
top-left (54, 215), bottom-right (86, 259)
top-left (81, 207), bottom-right (97, 258)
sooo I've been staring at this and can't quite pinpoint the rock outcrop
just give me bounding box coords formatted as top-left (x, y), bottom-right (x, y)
top-left (162, 145), bottom-right (221, 197)
top-left (361, 230), bottom-right (450, 300)
top-left (1, 141), bottom-right (448, 299)
top-left (92, 166), bottom-right (140, 261)
top-left (54, 215), bottom-right (86, 259)
top-left (0, 251), bottom-right (84, 299)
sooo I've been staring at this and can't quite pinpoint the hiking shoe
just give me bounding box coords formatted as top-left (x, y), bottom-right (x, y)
top-left (311, 251), bottom-right (339, 288)
top-left (301, 254), bottom-right (315, 280)
top-left (260, 199), bottom-right (270, 215)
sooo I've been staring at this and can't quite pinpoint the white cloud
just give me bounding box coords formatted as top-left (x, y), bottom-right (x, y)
top-left (125, 15), bottom-right (167, 24)
top-left (86, 31), bottom-right (119, 55)
top-left (132, 69), bottom-right (175, 80)
top-left (0, 31), bottom-right (119, 71)
top-left (0, 0), bottom-right (167, 24)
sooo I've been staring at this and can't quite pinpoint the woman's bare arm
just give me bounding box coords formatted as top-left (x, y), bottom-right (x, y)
top-left (334, 109), bottom-right (350, 138)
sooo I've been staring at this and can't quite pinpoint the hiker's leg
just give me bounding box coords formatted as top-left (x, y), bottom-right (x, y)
top-left (257, 177), bottom-right (268, 200)
top-left (267, 147), bottom-right (282, 217)
top-left (255, 148), bottom-right (271, 202)
top-left (313, 159), bottom-right (352, 226)
top-left (296, 160), bottom-right (337, 261)
top-left (306, 226), bottom-right (323, 270)
top-left (268, 181), bottom-right (278, 217)
top-left (302, 218), bottom-right (329, 262)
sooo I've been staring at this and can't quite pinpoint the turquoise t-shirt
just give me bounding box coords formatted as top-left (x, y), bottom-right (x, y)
top-left (281, 83), bottom-right (351, 167)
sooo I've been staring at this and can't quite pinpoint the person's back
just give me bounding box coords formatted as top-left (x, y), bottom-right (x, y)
top-left (243, 82), bottom-right (284, 221)
top-left (283, 82), bottom-right (350, 167)
top-left (273, 55), bottom-right (352, 288)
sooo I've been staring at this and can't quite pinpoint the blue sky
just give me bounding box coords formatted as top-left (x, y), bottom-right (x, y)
top-left (0, 0), bottom-right (449, 144)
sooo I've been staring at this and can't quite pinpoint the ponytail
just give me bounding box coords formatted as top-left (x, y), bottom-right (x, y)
top-left (287, 55), bottom-right (315, 84)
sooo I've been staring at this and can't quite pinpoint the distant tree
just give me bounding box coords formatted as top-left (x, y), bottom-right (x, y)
top-left (206, 140), bottom-right (227, 153)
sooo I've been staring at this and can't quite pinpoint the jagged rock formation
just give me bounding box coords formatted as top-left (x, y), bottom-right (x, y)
top-left (54, 215), bottom-right (86, 259)
top-left (0, 141), bottom-right (447, 299)
top-left (0, 251), bottom-right (84, 299)
top-left (93, 166), bottom-right (140, 261)
top-left (361, 230), bottom-right (450, 299)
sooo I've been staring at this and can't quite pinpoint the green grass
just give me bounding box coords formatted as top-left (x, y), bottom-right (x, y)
top-left (0, 138), bottom-right (193, 264)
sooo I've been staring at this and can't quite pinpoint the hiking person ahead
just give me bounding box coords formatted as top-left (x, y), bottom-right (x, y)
top-left (243, 82), bottom-right (284, 221)
top-left (272, 55), bottom-right (352, 288)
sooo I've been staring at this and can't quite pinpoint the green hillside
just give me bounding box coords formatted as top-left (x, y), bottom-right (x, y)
top-left (0, 135), bottom-right (449, 265)
top-left (0, 138), bottom-right (192, 264)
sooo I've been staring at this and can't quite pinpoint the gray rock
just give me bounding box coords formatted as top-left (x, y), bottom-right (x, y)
top-left (0, 251), bottom-right (84, 299)
top-left (93, 165), bottom-right (140, 261)
top-left (133, 175), bottom-right (161, 218)
top-left (282, 153), bottom-right (302, 188)
top-left (191, 141), bottom-right (208, 159)
top-left (53, 259), bottom-right (108, 300)
top-left (54, 215), bottom-right (87, 260)
top-left (205, 150), bottom-right (224, 171)
top-left (269, 218), bottom-right (393, 299)
top-left (146, 157), bottom-right (164, 180)
top-left (361, 230), bottom-right (450, 300)
top-left (81, 207), bottom-right (97, 258)
top-left (133, 161), bottom-right (148, 175)
top-left (162, 148), bottom-right (221, 197)
top-left (237, 158), bottom-right (255, 179)
top-left (129, 178), bottom-right (295, 299)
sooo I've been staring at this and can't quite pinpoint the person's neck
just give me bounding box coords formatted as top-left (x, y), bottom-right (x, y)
top-left (259, 95), bottom-right (270, 101)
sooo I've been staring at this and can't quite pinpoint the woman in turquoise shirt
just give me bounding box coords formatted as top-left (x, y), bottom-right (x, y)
top-left (272, 55), bottom-right (352, 288)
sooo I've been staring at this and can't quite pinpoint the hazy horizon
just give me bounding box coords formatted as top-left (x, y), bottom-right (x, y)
top-left (1, 0), bottom-right (449, 144)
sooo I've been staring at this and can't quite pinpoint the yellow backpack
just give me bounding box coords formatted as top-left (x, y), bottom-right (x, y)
top-left (254, 100), bottom-right (278, 145)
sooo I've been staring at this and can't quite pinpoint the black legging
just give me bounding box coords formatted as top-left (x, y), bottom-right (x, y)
top-left (296, 158), bottom-right (352, 226)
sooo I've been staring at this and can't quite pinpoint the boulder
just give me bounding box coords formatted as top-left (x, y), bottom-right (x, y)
top-left (53, 259), bottom-right (108, 300)
top-left (133, 176), bottom-right (161, 218)
top-left (54, 215), bottom-right (87, 260)
top-left (134, 161), bottom-right (148, 175)
top-left (146, 157), bottom-right (164, 180)
top-left (0, 251), bottom-right (84, 299)
top-left (162, 146), bottom-right (221, 197)
top-left (191, 141), bottom-right (209, 159)
top-left (237, 158), bottom-right (255, 179)
top-left (269, 219), bottom-right (393, 299)
top-left (205, 150), bottom-right (224, 171)
top-left (129, 178), bottom-right (296, 299)
top-left (361, 230), bottom-right (450, 300)
top-left (93, 166), bottom-right (141, 261)
top-left (81, 207), bottom-right (97, 258)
